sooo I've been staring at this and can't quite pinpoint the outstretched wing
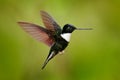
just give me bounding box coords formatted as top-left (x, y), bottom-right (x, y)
top-left (40, 11), bottom-right (62, 35)
top-left (18, 22), bottom-right (54, 47)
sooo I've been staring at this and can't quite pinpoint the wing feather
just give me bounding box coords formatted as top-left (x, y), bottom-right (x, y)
top-left (18, 22), bottom-right (54, 47)
top-left (40, 11), bottom-right (62, 34)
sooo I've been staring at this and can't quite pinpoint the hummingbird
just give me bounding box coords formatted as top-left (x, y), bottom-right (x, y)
top-left (18, 11), bottom-right (92, 69)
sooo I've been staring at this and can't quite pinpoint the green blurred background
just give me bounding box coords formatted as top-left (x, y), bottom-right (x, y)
top-left (0, 0), bottom-right (120, 80)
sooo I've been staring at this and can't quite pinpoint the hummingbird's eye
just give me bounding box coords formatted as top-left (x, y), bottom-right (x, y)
top-left (67, 27), bottom-right (70, 30)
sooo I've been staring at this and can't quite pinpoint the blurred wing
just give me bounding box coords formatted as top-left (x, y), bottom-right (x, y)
top-left (18, 22), bottom-right (54, 47)
top-left (40, 11), bottom-right (62, 34)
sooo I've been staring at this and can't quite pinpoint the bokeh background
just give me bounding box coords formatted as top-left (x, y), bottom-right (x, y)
top-left (0, 0), bottom-right (120, 80)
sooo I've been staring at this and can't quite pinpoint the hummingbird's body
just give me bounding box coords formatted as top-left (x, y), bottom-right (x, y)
top-left (41, 24), bottom-right (77, 69)
top-left (18, 11), bottom-right (92, 69)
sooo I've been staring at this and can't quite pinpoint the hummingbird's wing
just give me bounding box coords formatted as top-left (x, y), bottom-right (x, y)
top-left (18, 22), bottom-right (55, 47)
top-left (40, 11), bottom-right (62, 35)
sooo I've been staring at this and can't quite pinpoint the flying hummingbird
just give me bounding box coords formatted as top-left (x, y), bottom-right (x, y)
top-left (18, 11), bottom-right (92, 69)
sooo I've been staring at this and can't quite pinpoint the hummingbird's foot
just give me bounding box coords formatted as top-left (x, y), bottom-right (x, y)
top-left (59, 51), bottom-right (65, 55)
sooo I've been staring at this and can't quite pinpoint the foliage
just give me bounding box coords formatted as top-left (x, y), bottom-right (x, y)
top-left (0, 0), bottom-right (120, 80)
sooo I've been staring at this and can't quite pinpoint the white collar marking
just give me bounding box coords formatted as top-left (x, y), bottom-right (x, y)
top-left (61, 33), bottom-right (71, 42)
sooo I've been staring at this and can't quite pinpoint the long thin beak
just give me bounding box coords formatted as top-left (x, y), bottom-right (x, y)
top-left (76, 28), bottom-right (93, 30)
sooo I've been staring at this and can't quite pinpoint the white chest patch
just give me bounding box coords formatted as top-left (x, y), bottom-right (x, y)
top-left (61, 33), bottom-right (71, 42)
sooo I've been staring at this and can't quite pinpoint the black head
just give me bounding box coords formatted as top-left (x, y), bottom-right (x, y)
top-left (62, 24), bottom-right (76, 33)
top-left (62, 24), bottom-right (93, 33)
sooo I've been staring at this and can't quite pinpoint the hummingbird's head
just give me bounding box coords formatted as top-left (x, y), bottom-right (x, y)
top-left (62, 24), bottom-right (93, 33)
top-left (62, 24), bottom-right (76, 33)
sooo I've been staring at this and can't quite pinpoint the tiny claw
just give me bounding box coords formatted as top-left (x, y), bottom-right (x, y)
top-left (59, 51), bottom-right (65, 55)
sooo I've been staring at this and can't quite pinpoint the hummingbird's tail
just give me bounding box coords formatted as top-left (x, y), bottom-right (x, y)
top-left (41, 51), bottom-right (58, 69)
top-left (41, 58), bottom-right (49, 69)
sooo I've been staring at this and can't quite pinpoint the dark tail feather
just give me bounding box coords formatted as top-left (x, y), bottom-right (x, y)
top-left (41, 51), bottom-right (58, 69)
top-left (41, 58), bottom-right (49, 69)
